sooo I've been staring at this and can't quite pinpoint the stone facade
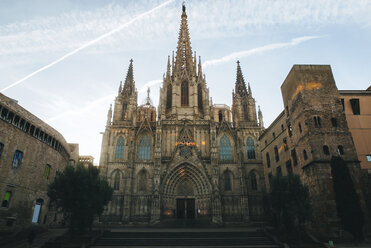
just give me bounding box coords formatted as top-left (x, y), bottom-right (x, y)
top-left (0, 93), bottom-right (70, 230)
top-left (260, 65), bottom-right (367, 235)
top-left (99, 6), bottom-right (265, 224)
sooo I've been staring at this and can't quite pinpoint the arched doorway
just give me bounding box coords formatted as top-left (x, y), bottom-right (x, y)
top-left (161, 163), bottom-right (212, 220)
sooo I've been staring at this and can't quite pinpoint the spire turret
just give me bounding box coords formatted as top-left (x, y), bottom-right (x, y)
top-left (166, 56), bottom-right (171, 78)
top-left (122, 59), bottom-right (135, 96)
top-left (235, 61), bottom-right (248, 97)
top-left (106, 104), bottom-right (112, 126)
top-left (258, 105), bottom-right (264, 127)
top-left (174, 3), bottom-right (194, 76)
top-left (198, 56), bottom-right (202, 78)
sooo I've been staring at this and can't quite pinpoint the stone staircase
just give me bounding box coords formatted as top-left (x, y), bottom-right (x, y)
top-left (91, 229), bottom-right (282, 247)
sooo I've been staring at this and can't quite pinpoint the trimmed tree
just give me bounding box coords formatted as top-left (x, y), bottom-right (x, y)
top-left (330, 156), bottom-right (364, 241)
top-left (264, 173), bottom-right (312, 231)
top-left (48, 164), bottom-right (113, 234)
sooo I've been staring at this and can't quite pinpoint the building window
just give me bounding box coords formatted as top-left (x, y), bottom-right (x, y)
top-left (303, 149), bottom-right (308, 160)
top-left (266, 152), bottom-right (271, 168)
top-left (331, 118), bottom-right (338, 127)
top-left (114, 172), bottom-right (120, 190)
top-left (218, 110), bottom-right (223, 122)
top-left (281, 124), bottom-right (284, 131)
top-left (350, 98), bottom-right (360, 115)
top-left (274, 146), bottom-right (279, 162)
top-left (197, 84), bottom-right (203, 111)
top-left (287, 123), bottom-right (292, 136)
top-left (224, 171), bottom-right (231, 191)
top-left (341, 98), bottom-right (345, 111)
top-left (166, 84), bottom-right (172, 110)
top-left (291, 149), bottom-right (298, 166)
top-left (286, 106), bottom-right (289, 117)
top-left (323, 145), bottom-right (330, 155)
top-left (219, 135), bottom-right (232, 160)
top-left (243, 103), bottom-right (248, 121)
top-left (366, 155), bottom-right (371, 162)
top-left (283, 138), bottom-right (288, 151)
top-left (11, 150), bottom-right (23, 169)
top-left (246, 137), bottom-right (256, 159)
top-left (115, 137), bottom-right (125, 159)
top-left (44, 164), bottom-right (51, 179)
top-left (314, 116), bottom-right (322, 128)
top-left (138, 136), bottom-right (150, 160)
top-left (122, 103), bottom-right (127, 120)
top-left (298, 123), bottom-right (302, 133)
top-left (0, 142), bottom-right (4, 158)
top-left (250, 172), bottom-right (257, 190)
top-left (337, 145), bottom-right (344, 155)
top-left (181, 81), bottom-right (189, 106)
top-left (272, 132), bottom-right (275, 139)
top-left (1, 191), bottom-right (12, 208)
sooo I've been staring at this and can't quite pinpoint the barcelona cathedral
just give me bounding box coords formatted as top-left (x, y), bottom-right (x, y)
top-left (99, 4), bottom-right (265, 224)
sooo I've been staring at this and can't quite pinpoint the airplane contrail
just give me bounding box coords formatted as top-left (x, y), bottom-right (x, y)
top-left (0, 0), bottom-right (174, 93)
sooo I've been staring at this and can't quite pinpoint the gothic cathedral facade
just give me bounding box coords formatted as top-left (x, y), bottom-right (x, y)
top-left (99, 5), bottom-right (265, 224)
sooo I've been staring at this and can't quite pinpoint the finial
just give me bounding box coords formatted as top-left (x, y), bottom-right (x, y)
top-left (130, 58), bottom-right (133, 63)
top-left (182, 1), bottom-right (186, 12)
top-left (147, 87), bottom-right (150, 98)
top-left (237, 60), bottom-right (240, 65)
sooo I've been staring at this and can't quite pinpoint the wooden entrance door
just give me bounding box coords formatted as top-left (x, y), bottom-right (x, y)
top-left (176, 198), bottom-right (195, 219)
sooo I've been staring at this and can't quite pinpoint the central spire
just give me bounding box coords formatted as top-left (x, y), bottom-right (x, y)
top-left (122, 59), bottom-right (135, 96)
top-left (174, 3), bottom-right (194, 76)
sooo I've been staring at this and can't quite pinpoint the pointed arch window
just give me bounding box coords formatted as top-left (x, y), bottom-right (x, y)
top-left (115, 137), bottom-right (125, 159)
top-left (250, 172), bottom-right (258, 190)
top-left (243, 103), bottom-right (248, 121)
top-left (138, 136), bottom-right (150, 160)
top-left (197, 84), bottom-right (203, 111)
top-left (122, 103), bottom-right (127, 120)
top-left (224, 170), bottom-right (231, 191)
top-left (114, 172), bottom-right (120, 190)
top-left (181, 81), bottom-right (189, 106)
top-left (246, 137), bottom-right (256, 159)
top-left (220, 135), bottom-right (232, 160)
top-left (218, 110), bottom-right (223, 122)
top-left (166, 84), bottom-right (172, 110)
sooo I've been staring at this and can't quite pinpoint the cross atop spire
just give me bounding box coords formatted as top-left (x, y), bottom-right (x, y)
top-left (235, 61), bottom-right (248, 97)
top-left (122, 59), bottom-right (135, 96)
top-left (174, 2), bottom-right (194, 76)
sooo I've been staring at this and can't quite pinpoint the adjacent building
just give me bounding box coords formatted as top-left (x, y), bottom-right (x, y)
top-left (0, 93), bottom-right (70, 230)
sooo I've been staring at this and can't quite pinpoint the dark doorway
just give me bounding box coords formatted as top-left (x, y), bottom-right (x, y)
top-left (176, 198), bottom-right (195, 219)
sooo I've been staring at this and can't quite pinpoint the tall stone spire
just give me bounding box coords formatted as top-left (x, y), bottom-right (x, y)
top-left (258, 105), bottom-right (264, 127)
top-left (174, 3), bottom-right (194, 76)
top-left (235, 61), bottom-right (248, 97)
top-left (122, 59), bottom-right (135, 96)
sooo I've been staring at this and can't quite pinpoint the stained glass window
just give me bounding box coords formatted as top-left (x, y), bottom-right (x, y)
top-left (220, 135), bottom-right (232, 160)
top-left (11, 150), bottom-right (23, 168)
top-left (181, 81), bottom-right (189, 106)
top-left (115, 137), bottom-right (125, 159)
top-left (138, 136), bottom-right (150, 160)
top-left (246, 137), bottom-right (256, 159)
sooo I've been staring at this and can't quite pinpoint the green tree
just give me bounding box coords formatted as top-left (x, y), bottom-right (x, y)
top-left (330, 156), bottom-right (364, 241)
top-left (48, 164), bottom-right (113, 234)
top-left (263, 173), bottom-right (312, 231)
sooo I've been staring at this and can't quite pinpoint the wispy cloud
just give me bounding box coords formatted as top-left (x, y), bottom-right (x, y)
top-left (0, 0), bottom-right (369, 57)
top-left (0, 0), bottom-right (174, 93)
top-left (203, 36), bottom-right (323, 68)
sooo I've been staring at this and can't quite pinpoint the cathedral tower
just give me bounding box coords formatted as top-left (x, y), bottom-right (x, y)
top-left (112, 59), bottom-right (138, 123)
top-left (158, 4), bottom-right (210, 121)
top-left (232, 61), bottom-right (258, 127)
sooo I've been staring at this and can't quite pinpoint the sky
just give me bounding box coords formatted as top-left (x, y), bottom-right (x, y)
top-left (1, 0), bottom-right (370, 164)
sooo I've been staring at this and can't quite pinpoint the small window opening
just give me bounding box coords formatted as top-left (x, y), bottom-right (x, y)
top-left (266, 153), bottom-right (271, 168)
top-left (218, 110), bottom-right (223, 122)
top-left (272, 132), bottom-right (275, 139)
top-left (13, 115), bottom-right (20, 126)
top-left (25, 122), bottom-right (30, 133)
top-left (6, 112), bottom-right (14, 123)
top-left (291, 149), bottom-right (298, 166)
top-left (287, 123), bottom-right (292, 136)
top-left (1, 191), bottom-right (12, 208)
top-left (274, 146), bottom-right (279, 162)
top-left (0, 142), bottom-right (4, 158)
top-left (19, 119), bottom-right (25, 129)
top-left (44, 164), bottom-right (51, 179)
top-left (341, 98), bottom-right (345, 111)
top-left (303, 149), bottom-right (308, 160)
top-left (314, 116), bottom-right (322, 128)
top-left (350, 98), bottom-right (360, 115)
top-left (337, 145), bottom-right (344, 155)
top-left (298, 123), bottom-right (302, 133)
top-left (331, 118), bottom-right (338, 127)
top-left (1, 108), bottom-right (8, 119)
top-left (286, 160), bottom-right (292, 174)
top-left (283, 138), bottom-right (288, 151)
top-left (323, 145), bottom-right (330, 155)
top-left (30, 125), bottom-right (35, 136)
top-left (12, 150), bottom-right (23, 169)
top-left (281, 124), bottom-right (284, 131)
